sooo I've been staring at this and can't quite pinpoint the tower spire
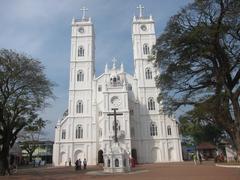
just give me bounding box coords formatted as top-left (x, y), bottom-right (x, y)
top-left (121, 63), bottom-right (124, 72)
top-left (105, 63), bottom-right (108, 73)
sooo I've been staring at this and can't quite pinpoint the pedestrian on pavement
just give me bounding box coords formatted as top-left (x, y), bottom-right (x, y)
top-left (83, 158), bottom-right (87, 169)
top-left (78, 159), bottom-right (82, 170)
top-left (75, 159), bottom-right (79, 170)
top-left (69, 159), bottom-right (71, 167)
top-left (193, 153), bottom-right (197, 165)
top-left (198, 153), bottom-right (202, 164)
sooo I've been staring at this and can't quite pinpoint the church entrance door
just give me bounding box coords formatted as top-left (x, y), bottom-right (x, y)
top-left (131, 149), bottom-right (138, 163)
top-left (98, 150), bottom-right (104, 164)
top-left (74, 150), bottom-right (84, 161)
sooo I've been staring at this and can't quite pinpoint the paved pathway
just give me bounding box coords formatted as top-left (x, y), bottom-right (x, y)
top-left (2, 161), bottom-right (240, 180)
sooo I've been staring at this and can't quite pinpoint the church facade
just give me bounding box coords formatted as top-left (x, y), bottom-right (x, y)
top-left (53, 6), bottom-right (182, 166)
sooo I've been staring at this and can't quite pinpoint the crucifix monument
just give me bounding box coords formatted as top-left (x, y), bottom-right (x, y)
top-left (107, 108), bottom-right (123, 142)
top-left (103, 108), bottom-right (131, 173)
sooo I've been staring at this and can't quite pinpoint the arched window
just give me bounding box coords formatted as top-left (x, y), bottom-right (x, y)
top-left (110, 75), bottom-right (121, 86)
top-left (128, 84), bottom-right (132, 91)
top-left (148, 98), bottom-right (155, 110)
top-left (130, 109), bottom-right (134, 115)
top-left (115, 159), bottom-right (119, 167)
top-left (78, 46), bottom-right (84, 57)
top-left (123, 159), bottom-right (126, 167)
top-left (131, 127), bottom-right (135, 138)
top-left (143, 44), bottom-right (150, 55)
top-left (62, 129), bottom-right (66, 139)
top-left (98, 85), bottom-right (102, 92)
top-left (107, 159), bottom-right (111, 167)
top-left (99, 128), bottom-right (102, 137)
top-left (150, 122), bottom-right (158, 136)
top-left (145, 68), bottom-right (152, 79)
top-left (76, 100), bottom-right (83, 113)
top-left (76, 125), bottom-right (83, 139)
top-left (77, 70), bottom-right (84, 81)
top-left (167, 126), bottom-right (172, 136)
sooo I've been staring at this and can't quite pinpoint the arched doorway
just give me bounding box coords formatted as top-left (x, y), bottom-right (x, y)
top-left (168, 147), bottom-right (175, 161)
top-left (131, 149), bottom-right (138, 163)
top-left (151, 147), bottom-right (160, 162)
top-left (60, 152), bottom-right (67, 165)
top-left (98, 150), bottom-right (104, 164)
top-left (74, 150), bottom-right (84, 161)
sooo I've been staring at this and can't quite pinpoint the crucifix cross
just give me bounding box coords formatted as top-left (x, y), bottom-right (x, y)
top-left (137, 4), bottom-right (144, 18)
top-left (107, 108), bottom-right (123, 143)
top-left (80, 6), bottom-right (88, 19)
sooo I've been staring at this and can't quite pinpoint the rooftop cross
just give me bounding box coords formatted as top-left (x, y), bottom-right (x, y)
top-left (112, 57), bottom-right (117, 69)
top-left (80, 6), bottom-right (88, 19)
top-left (137, 4), bottom-right (144, 17)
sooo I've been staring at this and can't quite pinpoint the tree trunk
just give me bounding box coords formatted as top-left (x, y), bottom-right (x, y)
top-left (29, 152), bottom-right (33, 162)
top-left (0, 143), bottom-right (10, 176)
top-left (231, 95), bottom-right (240, 160)
top-left (234, 131), bottom-right (240, 161)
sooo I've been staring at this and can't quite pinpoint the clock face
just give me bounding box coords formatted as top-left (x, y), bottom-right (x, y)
top-left (78, 27), bottom-right (84, 33)
top-left (141, 25), bottom-right (147, 31)
top-left (111, 96), bottom-right (121, 107)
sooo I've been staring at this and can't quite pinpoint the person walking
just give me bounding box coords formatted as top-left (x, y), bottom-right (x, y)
top-left (68, 159), bottom-right (71, 167)
top-left (193, 153), bottom-right (197, 165)
top-left (75, 159), bottom-right (79, 170)
top-left (78, 159), bottom-right (82, 170)
top-left (198, 153), bottom-right (202, 164)
top-left (83, 158), bottom-right (87, 169)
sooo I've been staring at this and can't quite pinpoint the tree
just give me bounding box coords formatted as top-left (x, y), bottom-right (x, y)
top-left (179, 103), bottom-right (226, 145)
top-left (153, 0), bottom-right (240, 157)
top-left (19, 116), bottom-right (47, 162)
top-left (0, 49), bottom-right (54, 175)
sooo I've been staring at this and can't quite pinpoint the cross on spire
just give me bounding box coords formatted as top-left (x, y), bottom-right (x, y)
top-left (80, 6), bottom-right (88, 19)
top-left (112, 57), bottom-right (117, 69)
top-left (137, 4), bottom-right (144, 17)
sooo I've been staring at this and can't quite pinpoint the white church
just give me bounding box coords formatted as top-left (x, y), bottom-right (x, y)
top-left (53, 5), bottom-right (182, 166)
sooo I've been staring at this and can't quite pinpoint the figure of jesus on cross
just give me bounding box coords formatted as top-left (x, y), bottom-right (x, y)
top-left (107, 108), bottom-right (123, 143)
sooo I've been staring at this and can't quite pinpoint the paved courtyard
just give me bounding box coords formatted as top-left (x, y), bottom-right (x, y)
top-left (2, 161), bottom-right (240, 180)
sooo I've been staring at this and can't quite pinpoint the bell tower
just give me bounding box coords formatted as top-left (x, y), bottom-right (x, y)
top-left (132, 5), bottom-right (160, 129)
top-left (67, 7), bottom-right (96, 164)
top-left (68, 7), bottom-right (95, 117)
top-left (132, 5), bottom-right (156, 88)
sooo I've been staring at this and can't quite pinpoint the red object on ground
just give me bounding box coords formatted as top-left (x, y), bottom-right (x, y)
top-left (131, 158), bottom-right (136, 168)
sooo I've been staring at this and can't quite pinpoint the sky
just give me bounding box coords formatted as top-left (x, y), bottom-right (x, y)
top-left (0, 0), bottom-right (192, 140)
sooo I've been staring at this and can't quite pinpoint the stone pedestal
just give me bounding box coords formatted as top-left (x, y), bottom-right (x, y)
top-left (103, 143), bottom-right (131, 173)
